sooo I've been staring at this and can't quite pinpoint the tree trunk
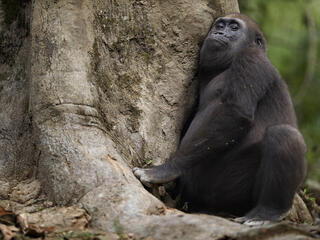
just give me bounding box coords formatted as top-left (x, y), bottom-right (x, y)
top-left (0, 0), bottom-right (317, 239)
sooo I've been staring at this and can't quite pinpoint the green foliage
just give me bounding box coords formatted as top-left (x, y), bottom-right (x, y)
top-left (113, 219), bottom-right (127, 240)
top-left (240, 0), bottom-right (320, 181)
top-left (303, 186), bottom-right (316, 204)
top-left (60, 231), bottom-right (95, 240)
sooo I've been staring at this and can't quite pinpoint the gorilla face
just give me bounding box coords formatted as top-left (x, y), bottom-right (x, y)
top-left (208, 17), bottom-right (249, 50)
top-left (200, 17), bottom-right (253, 70)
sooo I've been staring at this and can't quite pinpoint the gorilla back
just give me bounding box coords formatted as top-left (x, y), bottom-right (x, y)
top-left (134, 13), bottom-right (306, 225)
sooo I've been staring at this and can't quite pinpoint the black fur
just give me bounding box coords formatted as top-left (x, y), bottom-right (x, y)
top-left (133, 13), bottom-right (306, 224)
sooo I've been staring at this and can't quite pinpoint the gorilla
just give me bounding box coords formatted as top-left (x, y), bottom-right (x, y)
top-left (133, 13), bottom-right (307, 225)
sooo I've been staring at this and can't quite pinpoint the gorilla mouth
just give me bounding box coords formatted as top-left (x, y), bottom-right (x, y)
top-left (208, 34), bottom-right (228, 46)
top-left (214, 38), bottom-right (228, 46)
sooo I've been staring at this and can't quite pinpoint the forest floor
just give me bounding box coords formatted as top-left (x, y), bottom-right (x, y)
top-left (0, 184), bottom-right (319, 240)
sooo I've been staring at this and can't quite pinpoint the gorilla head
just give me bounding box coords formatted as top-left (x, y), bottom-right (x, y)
top-left (200, 13), bottom-right (266, 70)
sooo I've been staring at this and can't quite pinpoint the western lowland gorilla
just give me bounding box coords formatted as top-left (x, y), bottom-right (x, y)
top-left (133, 13), bottom-right (306, 225)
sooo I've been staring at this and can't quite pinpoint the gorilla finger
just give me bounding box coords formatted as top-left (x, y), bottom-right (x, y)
top-left (133, 168), bottom-right (145, 177)
top-left (140, 177), bottom-right (153, 188)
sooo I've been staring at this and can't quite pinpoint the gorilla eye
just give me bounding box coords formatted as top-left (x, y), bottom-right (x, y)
top-left (256, 38), bottom-right (263, 47)
top-left (215, 22), bottom-right (225, 30)
top-left (229, 23), bottom-right (239, 31)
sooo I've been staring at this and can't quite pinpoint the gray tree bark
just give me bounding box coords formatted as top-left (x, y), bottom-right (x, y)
top-left (0, 0), bottom-right (316, 239)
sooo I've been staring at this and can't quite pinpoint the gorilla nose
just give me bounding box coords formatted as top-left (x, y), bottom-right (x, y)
top-left (214, 31), bottom-right (224, 35)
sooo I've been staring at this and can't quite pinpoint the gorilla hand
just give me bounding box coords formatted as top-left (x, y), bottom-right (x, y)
top-left (133, 164), bottom-right (180, 187)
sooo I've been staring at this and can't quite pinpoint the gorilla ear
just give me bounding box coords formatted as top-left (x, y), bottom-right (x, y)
top-left (256, 36), bottom-right (263, 48)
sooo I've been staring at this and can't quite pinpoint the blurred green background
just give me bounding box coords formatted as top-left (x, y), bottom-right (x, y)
top-left (239, 0), bottom-right (320, 181)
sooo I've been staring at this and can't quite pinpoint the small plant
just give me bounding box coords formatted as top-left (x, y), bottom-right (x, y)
top-left (303, 187), bottom-right (316, 204)
top-left (113, 219), bottom-right (127, 240)
top-left (61, 231), bottom-right (95, 240)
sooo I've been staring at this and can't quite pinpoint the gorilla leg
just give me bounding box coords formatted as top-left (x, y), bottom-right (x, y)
top-left (236, 124), bottom-right (306, 225)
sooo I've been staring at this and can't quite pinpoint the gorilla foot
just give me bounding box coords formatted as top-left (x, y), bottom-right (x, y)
top-left (234, 207), bottom-right (289, 226)
top-left (234, 216), bottom-right (271, 226)
top-left (133, 165), bottom-right (180, 187)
